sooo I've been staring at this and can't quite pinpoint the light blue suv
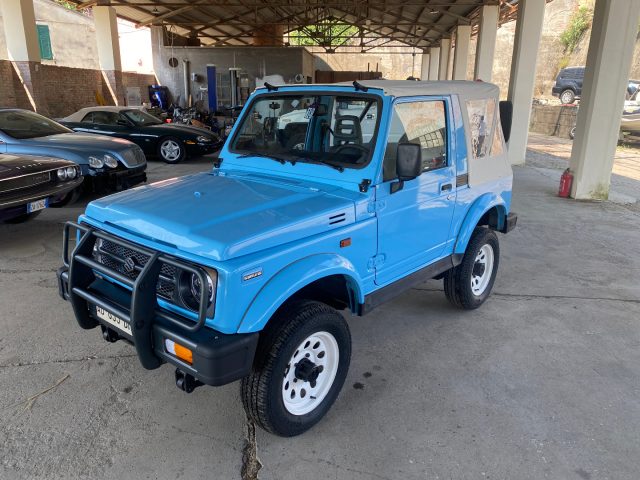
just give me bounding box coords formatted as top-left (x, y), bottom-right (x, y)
top-left (58, 80), bottom-right (517, 437)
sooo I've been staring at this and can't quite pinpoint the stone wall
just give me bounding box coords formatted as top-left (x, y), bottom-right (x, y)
top-left (529, 103), bottom-right (578, 139)
top-left (0, 60), bottom-right (156, 118)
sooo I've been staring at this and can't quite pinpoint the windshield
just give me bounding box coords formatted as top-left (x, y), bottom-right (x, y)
top-left (230, 93), bottom-right (380, 169)
top-left (0, 110), bottom-right (72, 139)
top-left (123, 110), bottom-right (163, 126)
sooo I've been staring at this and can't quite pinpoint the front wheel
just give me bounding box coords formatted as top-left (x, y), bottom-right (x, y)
top-left (158, 137), bottom-right (186, 163)
top-left (444, 227), bottom-right (500, 309)
top-left (241, 300), bottom-right (351, 437)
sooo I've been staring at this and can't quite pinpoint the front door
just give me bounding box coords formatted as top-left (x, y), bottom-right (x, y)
top-left (375, 98), bottom-right (456, 286)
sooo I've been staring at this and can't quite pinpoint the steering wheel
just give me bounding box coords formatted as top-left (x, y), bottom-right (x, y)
top-left (332, 143), bottom-right (369, 156)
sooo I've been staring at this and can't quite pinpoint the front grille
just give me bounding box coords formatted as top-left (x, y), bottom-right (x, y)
top-left (94, 239), bottom-right (177, 300)
top-left (1, 171), bottom-right (51, 193)
top-left (120, 148), bottom-right (146, 167)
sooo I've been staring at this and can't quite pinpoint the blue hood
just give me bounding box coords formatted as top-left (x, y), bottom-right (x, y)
top-left (84, 171), bottom-right (355, 261)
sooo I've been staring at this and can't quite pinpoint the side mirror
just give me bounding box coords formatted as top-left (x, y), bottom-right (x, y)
top-left (392, 143), bottom-right (422, 194)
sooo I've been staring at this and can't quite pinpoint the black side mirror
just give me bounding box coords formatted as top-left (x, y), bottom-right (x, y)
top-left (392, 143), bottom-right (422, 194)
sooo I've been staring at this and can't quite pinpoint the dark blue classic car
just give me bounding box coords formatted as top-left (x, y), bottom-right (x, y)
top-left (61, 107), bottom-right (222, 163)
top-left (0, 109), bottom-right (146, 193)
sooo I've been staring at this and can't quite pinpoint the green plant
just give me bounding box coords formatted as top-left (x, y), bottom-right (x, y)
top-left (558, 55), bottom-right (570, 70)
top-left (560, 6), bottom-right (592, 53)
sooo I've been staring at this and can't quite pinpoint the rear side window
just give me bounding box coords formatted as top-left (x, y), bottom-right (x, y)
top-left (92, 111), bottom-right (120, 125)
top-left (383, 101), bottom-right (447, 181)
top-left (466, 98), bottom-right (496, 159)
top-left (81, 113), bottom-right (94, 123)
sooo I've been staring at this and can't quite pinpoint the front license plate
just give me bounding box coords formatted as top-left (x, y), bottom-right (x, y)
top-left (96, 306), bottom-right (132, 336)
top-left (27, 198), bottom-right (48, 213)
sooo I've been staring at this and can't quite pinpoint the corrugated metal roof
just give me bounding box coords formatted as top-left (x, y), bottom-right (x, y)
top-left (71, 1), bottom-right (526, 48)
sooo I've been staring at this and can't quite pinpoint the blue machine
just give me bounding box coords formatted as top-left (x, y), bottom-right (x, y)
top-left (57, 80), bottom-right (517, 437)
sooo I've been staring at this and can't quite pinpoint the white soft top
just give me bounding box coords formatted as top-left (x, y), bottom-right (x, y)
top-left (62, 106), bottom-right (142, 122)
top-left (333, 80), bottom-right (500, 100)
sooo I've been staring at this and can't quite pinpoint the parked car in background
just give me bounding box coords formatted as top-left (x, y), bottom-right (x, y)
top-left (60, 107), bottom-right (223, 164)
top-left (1, 153), bottom-right (83, 223)
top-left (552, 66), bottom-right (584, 104)
top-left (0, 109), bottom-right (147, 194)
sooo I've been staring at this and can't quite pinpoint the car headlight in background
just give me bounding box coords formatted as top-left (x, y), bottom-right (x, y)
top-left (57, 166), bottom-right (79, 181)
top-left (103, 155), bottom-right (118, 169)
top-left (88, 156), bottom-right (104, 169)
top-left (196, 135), bottom-right (212, 143)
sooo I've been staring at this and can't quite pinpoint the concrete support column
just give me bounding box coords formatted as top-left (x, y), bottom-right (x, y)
top-left (420, 53), bottom-right (430, 80)
top-left (568, 0), bottom-right (640, 200)
top-left (452, 25), bottom-right (471, 80)
top-left (474, 5), bottom-right (499, 81)
top-left (0, 0), bottom-right (49, 113)
top-left (506, 0), bottom-right (546, 165)
top-left (428, 47), bottom-right (440, 81)
top-left (94, 5), bottom-right (124, 105)
top-left (438, 38), bottom-right (451, 81)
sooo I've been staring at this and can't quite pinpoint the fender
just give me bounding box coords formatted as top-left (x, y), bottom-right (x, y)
top-left (454, 193), bottom-right (507, 255)
top-left (236, 253), bottom-right (365, 334)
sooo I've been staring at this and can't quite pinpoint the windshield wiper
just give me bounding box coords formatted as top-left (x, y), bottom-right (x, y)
top-left (237, 152), bottom-right (288, 165)
top-left (295, 158), bottom-right (345, 172)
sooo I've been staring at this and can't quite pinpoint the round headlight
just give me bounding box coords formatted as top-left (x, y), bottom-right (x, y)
top-left (88, 156), bottom-right (104, 169)
top-left (65, 166), bottom-right (76, 179)
top-left (196, 135), bottom-right (211, 143)
top-left (190, 272), bottom-right (214, 303)
top-left (103, 155), bottom-right (118, 169)
top-left (179, 269), bottom-right (217, 311)
top-left (57, 168), bottom-right (67, 181)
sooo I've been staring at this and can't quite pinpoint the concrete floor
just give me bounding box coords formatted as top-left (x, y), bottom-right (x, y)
top-left (1, 144), bottom-right (639, 480)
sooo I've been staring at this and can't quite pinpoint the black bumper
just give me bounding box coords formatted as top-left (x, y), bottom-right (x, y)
top-left (89, 166), bottom-right (147, 192)
top-left (186, 142), bottom-right (222, 157)
top-left (57, 222), bottom-right (258, 387)
top-left (499, 212), bottom-right (518, 233)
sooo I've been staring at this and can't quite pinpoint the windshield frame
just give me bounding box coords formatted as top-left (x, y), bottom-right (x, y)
top-left (0, 109), bottom-right (73, 139)
top-left (122, 109), bottom-right (163, 126)
top-left (228, 90), bottom-right (383, 171)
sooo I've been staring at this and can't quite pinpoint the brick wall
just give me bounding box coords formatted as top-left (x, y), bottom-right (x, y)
top-left (0, 60), bottom-right (157, 118)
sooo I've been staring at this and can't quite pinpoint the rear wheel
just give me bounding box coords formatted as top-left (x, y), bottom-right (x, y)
top-left (241, 300), bottom-right (351, 437)
top-left (444, 227), bottom-right (500, 310)
top-left (560, 89), bottom-right (576, 105)
top-left (158, 137), bottom-right (186, 163)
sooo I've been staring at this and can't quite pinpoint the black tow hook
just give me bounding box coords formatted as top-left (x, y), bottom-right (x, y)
top-left (175, 369), bottom-right (203, 393)
top-left (101, 325), bottom-right (120, 343)
top-left (294, 358), bottom-right (324, 388)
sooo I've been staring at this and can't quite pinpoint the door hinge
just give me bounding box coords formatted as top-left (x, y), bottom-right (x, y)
top-left (367, 254), bottom-right (386, 270)
top-left (359, 179), bottom-right (372, 192)
top-left (367, 200), bottom-right (386, 213)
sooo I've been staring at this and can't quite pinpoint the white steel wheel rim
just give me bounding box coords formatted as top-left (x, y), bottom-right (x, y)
top-left (471, 244), bottom-right (494, 296)
top-left (161, 140), bottom-right (181, 161)
top-left (561, 91), bottom-right (573, 104)
top-left (282, 331), bottom-right (339, 416)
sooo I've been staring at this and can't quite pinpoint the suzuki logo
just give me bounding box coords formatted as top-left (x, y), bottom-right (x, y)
top-left (123, 257), bottom-right (136, 274)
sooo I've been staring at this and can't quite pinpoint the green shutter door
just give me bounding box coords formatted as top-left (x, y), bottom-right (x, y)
top-left (37, 25), bottom-right (53, 60)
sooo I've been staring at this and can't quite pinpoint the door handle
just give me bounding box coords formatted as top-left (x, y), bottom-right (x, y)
top-left (441, 183), bottom-right (452, 192)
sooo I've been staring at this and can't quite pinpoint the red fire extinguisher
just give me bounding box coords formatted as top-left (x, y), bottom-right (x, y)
top-left (558, 168), bottom-right (573, 198)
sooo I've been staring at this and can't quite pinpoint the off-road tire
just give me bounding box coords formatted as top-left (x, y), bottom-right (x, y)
top-left (444, 227), bottom-right (500, 310)
top-left (241, 300), bottom-right (351, 437)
